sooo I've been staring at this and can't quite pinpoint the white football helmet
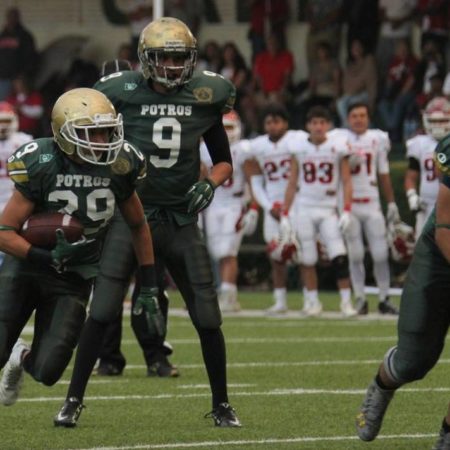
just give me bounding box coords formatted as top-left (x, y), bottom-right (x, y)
top-left (223, 110), bottom-right (242, 144)
top-left (423, 97), bottom-right (450, 140)
top-left (267, 231), bottom-right (301, 265)
top-left (387, 221), bottom-right (415, 263)
top-left (0, 101), bottom-right (18, 140)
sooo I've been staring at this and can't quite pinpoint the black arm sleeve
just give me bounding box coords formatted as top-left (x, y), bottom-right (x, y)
top-left (203, 120), bottom-right (232, 166)
top-left (408, 157), bottom-right (420, 172)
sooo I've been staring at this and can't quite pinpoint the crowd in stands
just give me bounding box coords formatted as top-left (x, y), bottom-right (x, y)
top-left (0, 1), bottom-right (449, 144)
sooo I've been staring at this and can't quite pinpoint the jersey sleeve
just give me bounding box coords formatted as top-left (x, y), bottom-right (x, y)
top-left (376, 132), bottom-right (391, 175)
top-left (406, 137), bottom-right (420, 160)
top-left (195, 71), bottom-right (236, 114)
top-left (7, 141), bottom-right (43, 202)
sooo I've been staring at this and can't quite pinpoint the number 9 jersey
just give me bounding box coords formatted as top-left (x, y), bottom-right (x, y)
top-left (94, 70), bottom-right (236, 223)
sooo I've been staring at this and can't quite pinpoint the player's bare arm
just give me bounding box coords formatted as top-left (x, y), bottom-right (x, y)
top-left (118, 191), bottom-right (154, 267)
top-left (0, 189), bottom-right (35, 258)
top-left (379, 173), bottom-right (395, 203)
top-left (435, 184), bottom-right (450, 262)
top-left (284, 156), bottom-right (299, 212)
top-left (340, 156), bottom-right (353, 209)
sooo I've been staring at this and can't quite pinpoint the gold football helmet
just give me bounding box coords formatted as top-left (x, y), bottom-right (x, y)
top-left (138, 17), bottom-right (197, 88)
top-left (51, 88), bottom-right (123, 165)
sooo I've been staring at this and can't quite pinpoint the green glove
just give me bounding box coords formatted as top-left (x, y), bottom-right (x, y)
top-left (185, 178), bottom-right (216, 214)
top-left (51, 229), bottom-right (95, 272)
top-left (133, 286), bottom-right (166, 338)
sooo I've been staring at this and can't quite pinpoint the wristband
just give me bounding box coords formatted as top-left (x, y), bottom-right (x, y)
top-left (406, 189), bottom-right (417, 198)
top-left (249, 202), bottom-right (259, 211)
top-left (140, 264), bottom-right (157, 288)
top-left (205, 178), bottom-right (217, 190)
top-left (27, 246), bottom-right (53, 266)
top-left (344, 204), bottom-right (352, 212)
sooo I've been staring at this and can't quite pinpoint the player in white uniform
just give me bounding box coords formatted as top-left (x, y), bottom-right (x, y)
top-left (330, 102), bottom-right (400, 315)
top-left (0, 102), bottom-right (32, 266)
top-left (246, 105), bottom-right (305, 313)
top-left (284, 106), bottom-right (356, 317)
top-left (201, 111), bottom-right (258, 312)
top-left (405, 97), bottom-right (449, 240)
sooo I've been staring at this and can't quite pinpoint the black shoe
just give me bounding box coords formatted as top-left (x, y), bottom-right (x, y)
top-left (205, 402), bottom-right (242, 427)
top-left (96, 363), bottom-right (123, 376)
top-left (356, 298), bottom-right (368, 315)
top-left (54, 397), bottom-right (85, 428)
top-left (378, 298), bottom-right (399, 315)
top-left (147, 357), bottom-right (179, 378)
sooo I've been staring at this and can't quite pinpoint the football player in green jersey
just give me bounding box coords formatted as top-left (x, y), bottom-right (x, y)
top-left (54, 17), bottom-right (241, 428)
top-left (0, 88), bottom-right (158, 407)
top-left (355, 133), bottom-right (450, 449)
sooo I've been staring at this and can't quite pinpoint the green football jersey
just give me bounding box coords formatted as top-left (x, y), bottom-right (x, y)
top-left (94, 70), bottom-right (236, 224)
top-left (7, 137), bottom-right (146, 277)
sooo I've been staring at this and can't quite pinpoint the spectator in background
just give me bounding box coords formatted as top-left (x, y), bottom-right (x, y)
top-left (413, 39), bottom-right (445, 97)
top-left (6, 74), bottom-right (43, 137)
top-left (444, 71), bottom-right (450, 97)
top-left (116, 43), bottom-right (139, 70)
top-left (247, 0), bottom-right (289, 61)
top-left (415, 0), bottom-right (450, 62)
top-left (165, 0), bottom-right (204, 37)
top-left (219, 42), bottom-right (251, 113)
top-left (126, 0), bottom-right (153, 63)
top-left (0, 7), bottom-right (38, 101)
top-left (294, 41), bottom-right (341, 127)
top-left (305, 0), bottom-right (343, 73)
top-left (336, 39), bottom-right (377, 127)
top-left (376, 0), bottom-right (416, 89)
top-left (244, 32), bottom-right (294, 135)
top-left (343, 0), bottom-right (379, 58)
top-left (196, 40), bottom-right (223, 74)
top-left (378, 39), bottom-right (418, 142)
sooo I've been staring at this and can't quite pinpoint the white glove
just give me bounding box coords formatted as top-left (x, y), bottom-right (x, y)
top-left (386, 202), bottom-right (400, 224)
top-left (240, 208), bottom-right (259, 236)
top-left (406, 189), bottom-right (421, 212)
top-left (279, 215), bottom-right (292, 241)
top-left (338, 211), bottom-right (352, 235)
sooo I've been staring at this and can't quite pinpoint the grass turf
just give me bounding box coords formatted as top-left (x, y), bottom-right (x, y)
top-left (0, 290), bottom-right (446, 450)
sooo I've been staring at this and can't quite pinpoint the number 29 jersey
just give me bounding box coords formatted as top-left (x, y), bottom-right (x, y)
top-left (94, 70), bottom-right (236, 224)
top-left (249, 130), bottom-right (306, 204)
top-left (289, 134), bottom-right (349, 208)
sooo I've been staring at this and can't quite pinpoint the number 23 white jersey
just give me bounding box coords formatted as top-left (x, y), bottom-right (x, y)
top-left (249, 130), bottom-right (307, 204)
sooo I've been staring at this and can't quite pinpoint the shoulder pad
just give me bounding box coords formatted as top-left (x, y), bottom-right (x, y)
top-left (189, 71), bottom-right (236, 113)
top-left (435, 134), bottom-right (450, 175)
top-left (112, 140), bottom-right (146, 180)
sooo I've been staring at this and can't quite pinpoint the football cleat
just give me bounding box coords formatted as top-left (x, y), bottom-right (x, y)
top-left (96, 362), bottom-right (123, 376)
top-left (54, 397), bottom-right (85, 427)
top-left (432, 424), bottom-right (450, 450)
top-left (378, 299), bottom-right (399, 315)
top-left (340, 301), bottom-right (357, 317)
top-left (205, 402), bottom-right (242, 427)
top-left (302, 301), bottom-right (323, 317)
top-left (356, 298), bottom-right (368, 315)
top-left (147, 357), bottom-right (180, 378)
top-left (266, 303), bottom-right (288, 314)
top-left (356, 379), bottom-right (395, 441)
top-left (0, 338), bottom-right (29, 406)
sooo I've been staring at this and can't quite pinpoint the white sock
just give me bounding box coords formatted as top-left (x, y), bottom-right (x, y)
top-left (273, 287), bottom-right (287, 307)
top-left (305, 289), bottom-right (319, 304)
top-left (221, 282), bottom-right (237, 294)
top-left (339, 288), bottom-right (352, 304)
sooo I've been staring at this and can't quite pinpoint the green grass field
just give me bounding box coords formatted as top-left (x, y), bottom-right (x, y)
top-left (1, 290), bottom-right (447, 450)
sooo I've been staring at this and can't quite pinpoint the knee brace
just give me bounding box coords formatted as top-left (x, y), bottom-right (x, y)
top-left (331, 255), bottom-right (350, 280)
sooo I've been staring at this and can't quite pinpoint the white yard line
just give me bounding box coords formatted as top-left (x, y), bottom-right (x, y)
top-left (18, 386), bottom-right (450, 403)
top-left (67, 433), bottom-right (434, 450)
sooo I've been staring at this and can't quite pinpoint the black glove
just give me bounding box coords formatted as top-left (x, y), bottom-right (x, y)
top-left (133, 286), bottom-right (166, 338)
top-left (185, 178), bottom-right (216, 214)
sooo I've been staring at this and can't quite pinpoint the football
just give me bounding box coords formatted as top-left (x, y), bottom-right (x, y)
top-left (20, 212), bottom-right (84, 248)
